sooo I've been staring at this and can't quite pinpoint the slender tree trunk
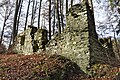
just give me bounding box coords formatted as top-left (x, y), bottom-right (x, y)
top-left (0, 20), bottom-right (6, 44)
top-left (60, 0), bottom-right (64, 31)
top-left (49, 0), bottom-right (51, 40)
top-left (56, 0), bottom-right (61, 34)
top-left (38, 0), bottom-right (42, 28)
top-left (31, 0), bottom-right (35, 25)
top-left (12, 0), bottom-right (21, 43)
top-left (0, 8), bottom-right (8, 44)
top-left (32, 0), bottom-right (37, 24)
top-left (16, 0), bottom-right (23, 34)
top-left (66, 0), bottom-right (68, 15)
top-left (71, 0), bottom-right (73, 7)
top-left (53, 0), bottom-right (56, 35)
top-left (24, 0), bottom-right (31, 31)
top-left (86, 0), bottom-right (98, 39)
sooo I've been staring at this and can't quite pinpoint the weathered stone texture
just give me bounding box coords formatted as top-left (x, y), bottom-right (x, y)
top-left (13, 28), bottom-right (33, 54)
top-left (35, 29), bottom-right (48, 52)
top-left (13, 26), bottom-right (48, 54)
top-left (45, 2), bottom-right (115, 73)
top-left (13, 1), bottom-right (115, 73)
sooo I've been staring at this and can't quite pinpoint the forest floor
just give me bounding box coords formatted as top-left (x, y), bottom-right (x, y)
top-left (0, 53), bottom-right (120, 80)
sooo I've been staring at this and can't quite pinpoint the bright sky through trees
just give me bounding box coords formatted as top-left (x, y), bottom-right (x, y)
top-left (0, 0), bottom-right (104, 32)
top-left (0, 0), bottom-right (119, 38)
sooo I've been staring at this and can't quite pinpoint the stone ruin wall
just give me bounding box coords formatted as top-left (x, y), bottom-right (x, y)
top-left (45, 3), bottom-right (90, 72)
top-left (13, 27), bottom-right (33, 54)
top-left (13, 26), bottom-right (48, 54)
top-left (13, 1), bottom-right (115, 73)
top-left (45, 2), bottom-right (115, 73)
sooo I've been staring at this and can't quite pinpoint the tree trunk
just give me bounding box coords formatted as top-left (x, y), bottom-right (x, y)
top-left (31, 0), bottom-right (35, 25)
top-left (66, 0), bottom-right (68, 15)
top-left (86, 0), bottom-right (98, 39)
top-left (49, 0), bottom-right (51, 40)
top-left (12, 0), bottom-right (22, 43)
top-left (0, 7), bottom-right (8, 44)
top-left (16, 0), bottom-right (23, 34)
top-left (32, 0), bottom-right (37, 24)
top-left (24, 0), bottom-right (31, 31)
top-left (60, 0), bottom-right (64, 31)
top-left (38, 0), bottom-right (42, 28)
top-left (53, 0), bottom-right (56, 35)
top-left (56, 0), bottom-right (61, 34)
top-left (71, 0), bottom-right (73, 7)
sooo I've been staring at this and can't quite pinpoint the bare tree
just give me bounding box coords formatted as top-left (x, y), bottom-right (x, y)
top-left (56, 0), bottom-right (61, 34)
top-left (16, 0), bottom-right (24, 35)
top-left (66, 0), bottom-right (68, 15)
top-left (60, 0), bottom-right (64, 31)
top-left (49, 0), bottom-right (51, 40)
top-left (0, 0), bottom-right (9, 7)
top-left (71, 0), bottom-right (73, 7)
top-left (0, 0), bottom-right (14, 44)
top-left (12, 0), bottom-right (22, 43)
top-left (24, 0), bottom-right (31, 31)
top-left (38, 0), bottom-right (42, 28)
top-left (0, 2), bottom-right (9, 44)
top-left (31, 0), bottom-right (36, 25)
top-left (52, 0), bottom-right (56, 35)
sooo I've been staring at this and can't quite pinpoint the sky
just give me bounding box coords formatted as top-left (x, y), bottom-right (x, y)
top-left (93, 0), bottom-right (107, 22)
top-left (93, 0), bottom-right (120, 38)
top-left (0, 0), bottom-right (119, 47)
top-left (0, 0), bottom-right (119, 38)
top-left (0, 0), bottom-right (103, 31)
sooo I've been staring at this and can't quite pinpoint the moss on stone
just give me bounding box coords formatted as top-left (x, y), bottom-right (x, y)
top-left (20, 35), bottom-right (25, 45)
top-left (13, 26), bottom-right (48, 54)
top-left (45, 2), bottom-right (115, 74)
top-left (33, 40), bottom-right (39, 52)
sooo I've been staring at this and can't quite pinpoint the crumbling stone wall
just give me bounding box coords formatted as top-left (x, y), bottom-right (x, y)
top-left (34, 29), bottom-right (48, 52)
top-left (13, 1), bottom-right (115, 73)
top-left (13, 25), bottom-right (48, 54)
top-left (45, 2), bottom-right (115, 73)
top-left (13, 28), bottom-right (33, 54)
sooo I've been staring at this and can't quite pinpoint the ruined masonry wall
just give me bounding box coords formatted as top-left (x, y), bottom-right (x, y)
top-left (45, 2), bottom-right (115, 73)
top-left (13, 27), bottom-right (48, 54)
top-left (13, 28), bottom-right (33, 54)
top-left (45, 3), bottom-right (90, 72)
top-left (13, 1), bottom-right (115, 73)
